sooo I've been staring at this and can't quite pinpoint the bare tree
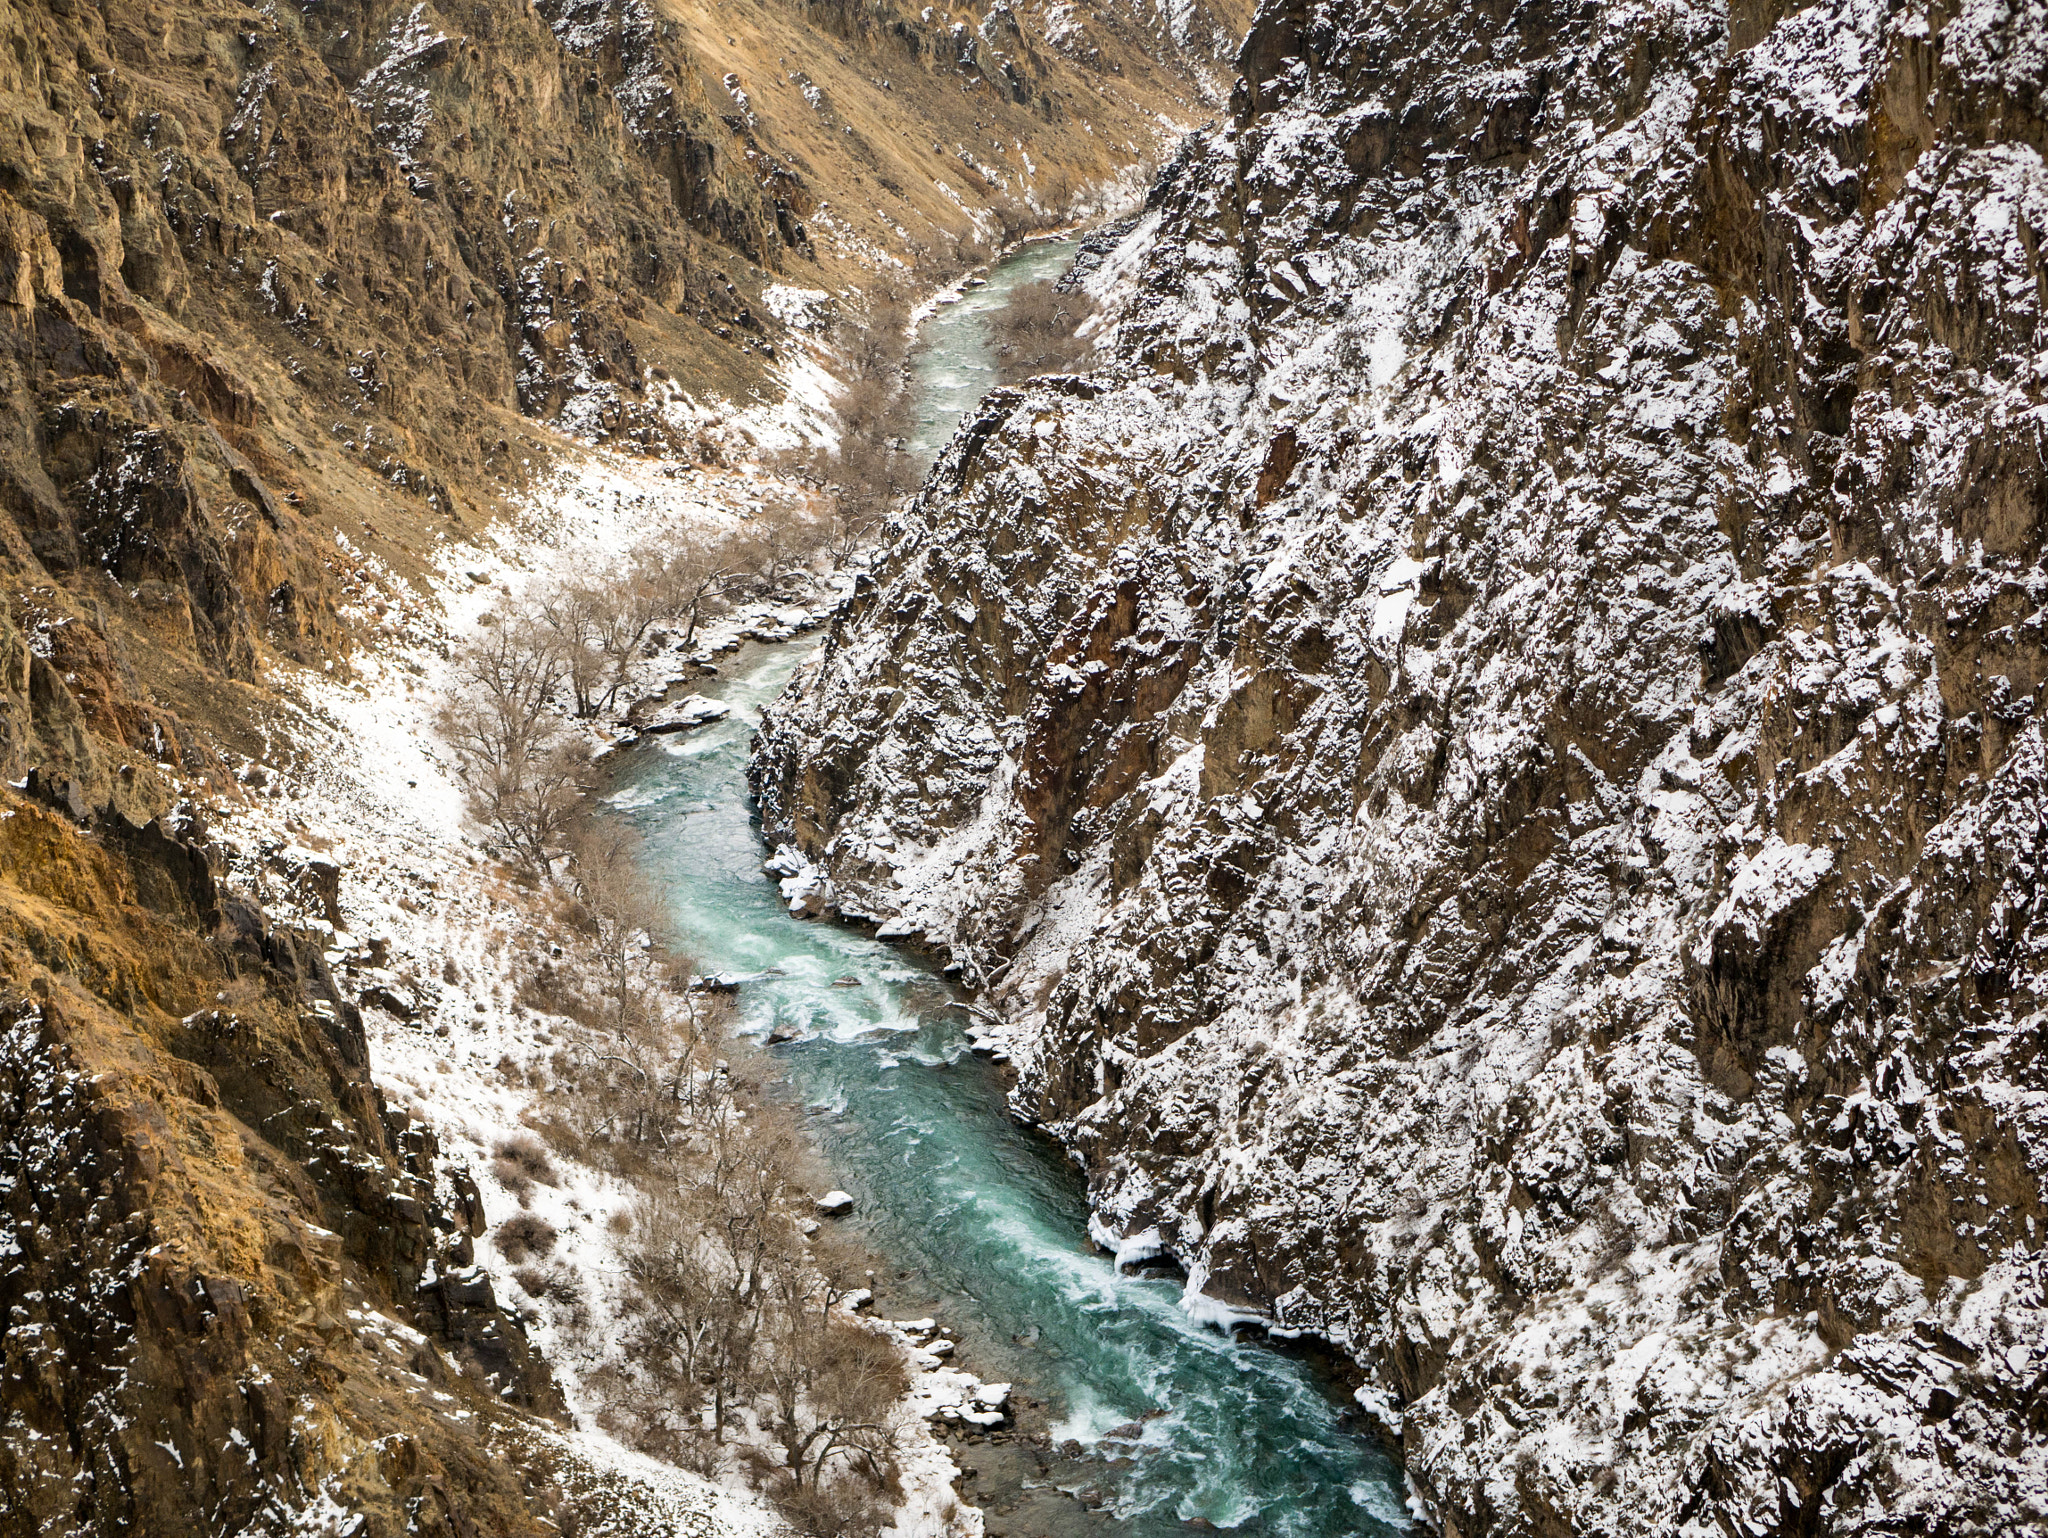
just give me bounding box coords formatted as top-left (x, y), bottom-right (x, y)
top-left (762, 1302), bottom-right (905, 1493)
top-left (588, 538), bottom-right (747, 709)
top-left (987, 194), bottom-right (1037, 250)
top-left (626, 1188), bottom-right (740, 1428)
top-left (767, 294), bottom-right (920, 571)
top-left (536, 583), bottom-right (611, 719)
top-left (727, 492), bottom-right (830, 595)
top-left (639, 535), bottom-right (740, 653)
top-left (508, 532), bottom-right (762, 732)
top-left (826, 430), bottom-right (915, 564)
top-left (621, 1097), bottom-right (815, 1444)
top-left (992, 278), bottom-right (1098, 383)
top-left (437, 619), bottom-right (589, 869)
top-left (838, 289), bottom-right (910, 384)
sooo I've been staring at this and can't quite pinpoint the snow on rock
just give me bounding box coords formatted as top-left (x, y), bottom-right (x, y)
top-left (762, 284), bottom-right (832, 333)
top-left (637, 694), bottom-right (732, 733)
top-left (755, 0), bottom-right (2048, 1532)
top-left (780, 864), bottom-right (835, 918)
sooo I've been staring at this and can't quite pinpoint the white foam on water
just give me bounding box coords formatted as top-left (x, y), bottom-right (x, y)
top-left (656, 731), bottom-right (733, 759)
top-left (603, 779), bottom-right (679, 811)
top-left (1049, 1382), bottom-right (1126, 1444)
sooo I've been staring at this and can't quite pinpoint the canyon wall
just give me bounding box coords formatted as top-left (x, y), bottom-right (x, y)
top-left (0, 789), bottom-right (572, 1535)
top-left (756, 0), bottom-right (2048, 1531)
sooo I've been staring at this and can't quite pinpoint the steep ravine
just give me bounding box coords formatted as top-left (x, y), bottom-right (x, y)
top-left (754, 0), bottom-right (2048, 1534)
top-left (611, 250), bottom-right (1409, 1538)
top-left (0, 0), bottom-right (1246, 1530)
top-left (612, 637), bottom-right (1409, 1538)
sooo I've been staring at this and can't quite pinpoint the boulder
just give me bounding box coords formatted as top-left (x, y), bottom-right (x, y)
top-left (357, 971), bottom-right (419, 1022)
top-left (637, 694), bottom-right (730, 733)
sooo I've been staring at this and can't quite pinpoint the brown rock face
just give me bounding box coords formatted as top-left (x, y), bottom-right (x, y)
top-left (758, 0), bottom-right (2048, 1531)
top-left (0, 790), bottom-right (562, 1535)
top-left (0, 0), bottom-right (755, 811)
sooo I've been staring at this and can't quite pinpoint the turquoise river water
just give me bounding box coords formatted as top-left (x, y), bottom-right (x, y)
top-left (604, 241), bottom-right (1410, 1537)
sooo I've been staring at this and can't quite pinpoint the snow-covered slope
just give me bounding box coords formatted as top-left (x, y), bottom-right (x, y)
top-left (756, 0), bottom-right (2048, 1531)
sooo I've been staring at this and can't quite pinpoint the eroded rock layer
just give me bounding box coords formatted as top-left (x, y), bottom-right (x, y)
top-left (0, 788), bottom-right (563, 1535)
top-left (756, 0), bottom-right (2048, 1530)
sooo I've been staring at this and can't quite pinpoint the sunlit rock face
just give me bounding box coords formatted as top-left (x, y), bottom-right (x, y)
top-left (757, 0), bottom-right (2048, 1530)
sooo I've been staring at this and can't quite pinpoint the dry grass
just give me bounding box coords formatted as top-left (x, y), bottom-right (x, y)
top-left (492, 1135), bottom-right (559, 1203)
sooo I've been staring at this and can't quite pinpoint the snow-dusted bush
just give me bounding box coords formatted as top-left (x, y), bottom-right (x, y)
top-left (989, 277), bottom-right (1096, 383)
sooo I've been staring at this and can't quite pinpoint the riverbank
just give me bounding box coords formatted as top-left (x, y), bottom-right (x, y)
top-left (197, 449), bottom-right (816, 1533)
top-left (198, 217), bottom-right (1407, 1538)
top-left (188, 213), bottom-right (1126, 1538)
top-left (208, 417), bottom-right (1023, 1537)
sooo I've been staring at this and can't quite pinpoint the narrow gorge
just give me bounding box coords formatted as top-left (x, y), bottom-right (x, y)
top-left (5, 0), bottom-right (2047, 1535)
top-left (603, 256), bottom-right (1408, 1538)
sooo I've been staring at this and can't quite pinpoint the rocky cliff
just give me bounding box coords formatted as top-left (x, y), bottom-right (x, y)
top-left (0, 787), bottom-right (573, 1535)
top-left (756, 0), bottom-right (2048, 1531)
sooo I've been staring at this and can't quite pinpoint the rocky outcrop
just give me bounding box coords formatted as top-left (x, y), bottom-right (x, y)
top-left (0, 791), bottom-right (563, 1535)
top-left (757, 0), bottom-right (2048, 1531)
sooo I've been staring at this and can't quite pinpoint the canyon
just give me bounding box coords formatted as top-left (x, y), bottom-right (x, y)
top-left (0, 0), bottom-right (1238, 1534)
top-left (7, 0), bottom-right (2048, 1533)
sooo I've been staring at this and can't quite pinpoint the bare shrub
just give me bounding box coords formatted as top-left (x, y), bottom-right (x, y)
top-left (992, 278), bottom-right (1098, 383)
top-left (773, 1473), bottom-right (894, 1538)
top-left (497, 1212), bottom-right (559, 1263)
top-left (512, 1264), bottom-right (584, 1312)
top-left (493, 1134), bottom-right (557, 1200)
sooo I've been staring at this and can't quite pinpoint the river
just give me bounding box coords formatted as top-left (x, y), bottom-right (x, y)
top-left (603, 240), bottom-right (1410, 1537)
